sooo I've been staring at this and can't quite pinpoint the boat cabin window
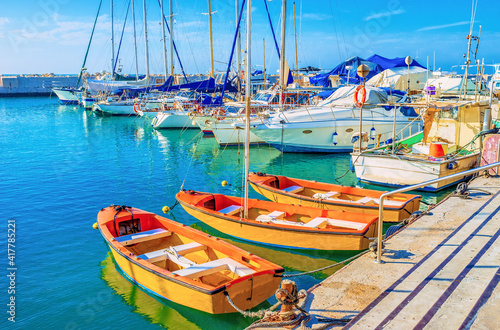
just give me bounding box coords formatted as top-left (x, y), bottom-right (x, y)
top-left (270, 95), bottom-right (279, 103)
top-left (439, 107), bottom-right (459, 120)
top-left (118, 219), bottom-right (141, 236)
top-left (225, 106), bottom-right (239, 114)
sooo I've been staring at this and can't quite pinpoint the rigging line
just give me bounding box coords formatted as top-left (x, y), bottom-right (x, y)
top-left (334, 0), bottom-right (348, 59)
top-left (328, 0), bottom-right (343, 61)
top-left (77, 0), bottom-right (103, 88)
top-left (158, 0), bottom-right (189, 81)
top-left (175, 1), bottom-right (201, 75)
top-left (113, 0), bottom-right (132, 76)
top-left (263, 0), bottom-right (281, 57)
top-left (180, 131), bottom-right (203, 191)
top-left (220, 0), bottom-right (246, 102)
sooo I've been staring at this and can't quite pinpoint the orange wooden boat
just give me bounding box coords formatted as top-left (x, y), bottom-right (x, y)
top-left (96, 205), bottom-right (283, 314)
top-left (176, 190), bottom-right (379, 250)
top-left (248, 172), bottom-right (421, 222)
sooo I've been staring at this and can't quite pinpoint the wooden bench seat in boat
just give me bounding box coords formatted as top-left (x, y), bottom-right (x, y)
top-left (313, 191), bottom-right (341, 199)
top-left (282, 185), bottom-right (304, 193)
top-left (172, 257), bottom-right (254, 279)
top-left (115, 228), bottom-right (172, 246)
top-left (255, 211), bottom-right (302, 226)
top-left (137, 242), bottom-right (207, 264)
top-left (303, 217), bottom-right (368, 231)
top-left (218, 205), bottom-right (242, 216)
top-left (356, 197), bottom-right (405, 207)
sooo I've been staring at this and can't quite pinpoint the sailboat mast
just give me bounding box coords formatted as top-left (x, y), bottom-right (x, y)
top-left (236, 0), bottom-right (242, 100)
top-left (293, 2), bottom-right (299, 85)
top-left (279, 0), bottom-right (287, 111)
top-left (111, 0), bottom-right (115, 74)
top-left (169, 0), bottom-right (174, 77)
top-left (244, 0), bottom-right (252, 219)
top-left (143, 0), bottom-right (150, 78)
top-left (161, 0), bottom-right (168, 79)
top-left (263, 38), bottom-right (266, 89)
top-left (462, 1), bottom-right (476, 99)
top-left (208, 0), bottom-right (215, 78)
top-left (131, 0), bottom-right (139, 80)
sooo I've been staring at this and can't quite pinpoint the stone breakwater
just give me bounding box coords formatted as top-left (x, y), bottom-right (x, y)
top-left (0, 75), bottom-right (78, 96)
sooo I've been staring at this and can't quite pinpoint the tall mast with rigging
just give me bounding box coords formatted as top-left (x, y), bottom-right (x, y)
top-left (279, 0), bottom-right (287, 111)
top-left (243, 0), bottom-right (252, 218)
top-left (208, 0), bottom-right (215, 79)
top-left (110, 0), bottom-right (115, 74)
top-left (143, 0), bottom-right (150, 78)
top-left (169, 0), bottom-right (174, 77)
top-left (160, 0), bottom-right (168, 80)
top-left (236, 0), bottom-right (242, 100)
top-left (131, 0), bottom-right (139, 80)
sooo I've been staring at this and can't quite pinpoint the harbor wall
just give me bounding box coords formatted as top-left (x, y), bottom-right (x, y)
top-left (0, 75), bottom-right (78, 96)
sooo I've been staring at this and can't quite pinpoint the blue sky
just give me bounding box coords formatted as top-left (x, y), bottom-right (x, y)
top-left (0, 0), bottom-right (499, 75)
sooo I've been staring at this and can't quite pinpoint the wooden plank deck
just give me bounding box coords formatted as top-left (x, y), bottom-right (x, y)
top-left (302, 176), bottom-right (500, 329)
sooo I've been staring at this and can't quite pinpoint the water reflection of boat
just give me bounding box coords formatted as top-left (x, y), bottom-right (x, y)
top-left (100, 253), bottom-right (256, 330)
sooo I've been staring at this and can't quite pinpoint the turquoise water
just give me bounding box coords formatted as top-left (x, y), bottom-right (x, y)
top-left (0, 97), bottom-right (450, 329)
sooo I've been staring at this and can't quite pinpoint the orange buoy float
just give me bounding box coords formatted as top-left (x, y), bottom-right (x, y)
top-left (354, 85), bottom-right (367, 107)
top-left (429, 142), bottom-right (448, 157)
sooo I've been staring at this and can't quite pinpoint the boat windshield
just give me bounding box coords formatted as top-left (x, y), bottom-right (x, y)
top-left (254, 93), bottom-right (272, 101)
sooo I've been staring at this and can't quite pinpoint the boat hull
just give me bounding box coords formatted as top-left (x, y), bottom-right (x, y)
top-left (52, 88), bottom-right (79, 104)
top-left (249, 182), bottom-right (420, 222)
top-left (252, 118), bottom-right (420, 153)
top-left (106, 242), bottom-right (280, 314)
top-left (152, 111), bottom-right (198, 129)
top-left (212, 122), bottom-right (266, 146)
top-left (95, 103), bottom-right (137, 115)
top-left (351, 152), bottom-right (480, 191)
top-left (178, 201), bottom-right (377, 250)
top-left (97, 206), bottom-right (283, 314)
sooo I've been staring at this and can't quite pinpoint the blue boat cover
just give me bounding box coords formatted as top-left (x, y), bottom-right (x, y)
top-left (309, 56), bottom-right (383, 87)
top-left (367, 54), bottom-right (426, 70)
top-left (310, 54), bottom-right (426, 87)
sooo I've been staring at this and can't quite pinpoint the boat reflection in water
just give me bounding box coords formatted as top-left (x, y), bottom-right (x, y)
top-left (100, 253), bottom-right (258, 330)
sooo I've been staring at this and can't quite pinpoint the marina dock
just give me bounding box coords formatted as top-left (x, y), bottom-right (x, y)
top-left (304, 175), bottom-right (500, 329)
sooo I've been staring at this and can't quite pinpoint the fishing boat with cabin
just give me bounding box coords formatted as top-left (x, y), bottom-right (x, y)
top-left (96, 205), bottom-right (283, 314)
top-left (248, 172), bottom-right (421, 222)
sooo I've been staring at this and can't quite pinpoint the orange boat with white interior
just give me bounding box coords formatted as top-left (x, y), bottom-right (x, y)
top-left (248, 172), bottom-right (421, 222)
top-left (96, 205), bottom-right (283, 314)
top-left (176, 190), bottom-right (379, 250)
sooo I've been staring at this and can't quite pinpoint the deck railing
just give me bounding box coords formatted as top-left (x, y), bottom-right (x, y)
top-left (376, 161), bottom-right (500, 263)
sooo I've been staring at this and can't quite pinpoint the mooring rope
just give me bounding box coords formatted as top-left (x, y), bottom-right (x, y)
top-left (276, 250), bottom-right (369, 278)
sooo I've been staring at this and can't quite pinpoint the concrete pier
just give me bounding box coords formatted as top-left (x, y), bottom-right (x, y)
top-left (301, 176), bottom-right (500, 329)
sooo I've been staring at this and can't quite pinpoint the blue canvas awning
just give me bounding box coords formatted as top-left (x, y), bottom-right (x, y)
top-left (367, 54), bottom-right (426, 70)
top-left (309, 56), bottom-right (383, 87)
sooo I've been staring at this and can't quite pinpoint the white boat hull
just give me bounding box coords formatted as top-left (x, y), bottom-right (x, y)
top-left (351, 152), bottom-right (480, 191)
top-left (52, 88), bottom-right (79, 104)
top-left (152, 111), bottom-right (198, 129)
top-left (95, 103), bottom-right (136, 115)
top-left (253, 118), bottom-right (420, 153)
top-left (211, 120), bottom-right (266, 146)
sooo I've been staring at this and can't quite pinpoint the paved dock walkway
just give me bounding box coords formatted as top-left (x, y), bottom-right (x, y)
top-left (304, 176), bottom-right (500, 329)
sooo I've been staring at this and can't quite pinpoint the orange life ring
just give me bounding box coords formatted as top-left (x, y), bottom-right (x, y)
top-left (215, 108), bottom-right (226, 121)
top-left (133, 103), bottom-right (141, 113)
top-left (354, 85), bottom-right (367, 107)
